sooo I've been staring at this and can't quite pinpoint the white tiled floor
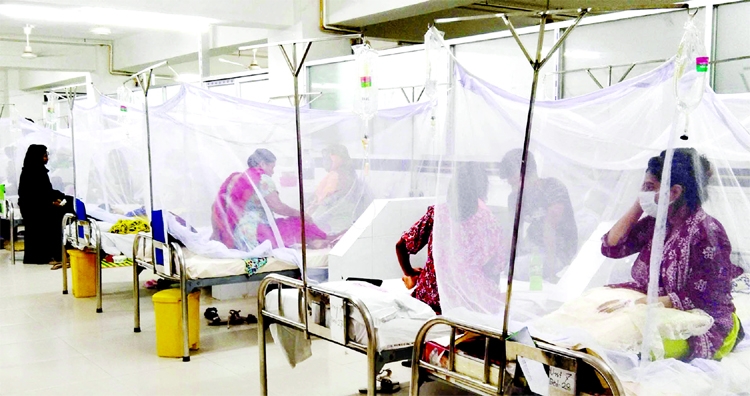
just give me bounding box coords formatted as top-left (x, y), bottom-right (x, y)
top-left (0, 250), bottom-right (469, 395)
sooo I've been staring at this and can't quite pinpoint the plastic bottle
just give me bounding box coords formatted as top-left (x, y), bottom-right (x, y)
top-left (529, 250), bottom-right (543, 291)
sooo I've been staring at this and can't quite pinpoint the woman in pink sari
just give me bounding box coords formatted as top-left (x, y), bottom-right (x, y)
top-left (211, 149), bottom-right (327, 251)
top-left (601, 148), bottom-right (744, 361)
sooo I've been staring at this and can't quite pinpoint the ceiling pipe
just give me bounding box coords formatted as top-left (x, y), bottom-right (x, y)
top-left (319, 0), bottom-right (361, 35)
top-left (0, 36), bottom-right (132, 76)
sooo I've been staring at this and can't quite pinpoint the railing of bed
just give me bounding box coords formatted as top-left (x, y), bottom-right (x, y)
top-left (410, 317), bottom-right (624, 396)
top-left (257, 273), bottom-right (414, 396)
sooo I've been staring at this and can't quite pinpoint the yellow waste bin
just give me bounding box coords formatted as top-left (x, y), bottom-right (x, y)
top-left (152, 289), bottom-right (200, 358)
top-left (67, 249), bottom-right (96, 298)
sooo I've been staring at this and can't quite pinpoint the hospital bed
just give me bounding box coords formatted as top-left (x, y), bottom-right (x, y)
top-left (409, 316), bottom-right (624, 396)
top-left (2, 199), bottom-right (20, 265)
top-left (132, 233), bottom-right (308, 362)
top-left (407, 289), bottom-right (750, 396)
top-left (61, 210), bottom-right (139, 313)
top-left (257, 274), bottom-right (429, 396)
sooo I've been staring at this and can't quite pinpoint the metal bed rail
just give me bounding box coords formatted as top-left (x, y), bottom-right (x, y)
top-left (258, 273), bottom-right (386, 396)
top-left (61, 214), bottom-right (103, 312)
top-left (132, 233), bottom-right (300, 362)
top-left (4, 199), bottom-right (16, 265)
top-left (132, 233), bottom-right (191, 360)
top-left (410, 317), bottom-right (624, 396)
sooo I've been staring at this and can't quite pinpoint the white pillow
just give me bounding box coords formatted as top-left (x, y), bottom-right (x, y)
top-left (532, 287), bottom-right (714, 357)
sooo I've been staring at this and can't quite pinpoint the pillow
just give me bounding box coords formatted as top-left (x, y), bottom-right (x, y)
top-left (532, 287), bottom-right (714, 357)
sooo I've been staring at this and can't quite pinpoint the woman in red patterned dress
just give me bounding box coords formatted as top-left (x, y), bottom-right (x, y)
top-left (396, 163), bottom-right (505, 315)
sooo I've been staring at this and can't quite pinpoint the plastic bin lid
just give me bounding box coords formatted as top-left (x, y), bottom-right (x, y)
top-left (152, 288), bottom-right (182, 303)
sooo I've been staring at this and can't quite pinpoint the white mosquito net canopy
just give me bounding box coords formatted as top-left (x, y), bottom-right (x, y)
top-left (146, 83), bottom-right (434, 264)
top-left (1, 118), bottom-right (74, 201)
top-left (424, 19), bottom-right (750, 394)
top-left (72, 94), bottom-right (149, 221)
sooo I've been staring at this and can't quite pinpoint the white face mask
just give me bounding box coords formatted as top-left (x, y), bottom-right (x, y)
top-left (639, 191), bottom-right (659, 218)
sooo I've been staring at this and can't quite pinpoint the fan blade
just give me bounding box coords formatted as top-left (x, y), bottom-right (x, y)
top-left (218, 58), bottom-right (248, 69)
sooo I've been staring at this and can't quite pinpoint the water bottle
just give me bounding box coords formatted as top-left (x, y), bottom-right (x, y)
top-left (529, 251), bottom-right (543, 291)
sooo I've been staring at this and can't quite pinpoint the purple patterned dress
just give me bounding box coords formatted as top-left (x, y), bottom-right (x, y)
top-left (602, 207), bottom-right (743, 360)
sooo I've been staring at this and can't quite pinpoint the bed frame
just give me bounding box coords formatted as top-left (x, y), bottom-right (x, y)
top-left (61, 213), bottom-right (105, 312)
top-left (410, 317), bottom-right (625, 396)
top-left (3, 199), bottom-right (19, 265)
top-left (257, 273), bottom-right (414, 396)
top-left (132, 233), bottom-right (300, 362)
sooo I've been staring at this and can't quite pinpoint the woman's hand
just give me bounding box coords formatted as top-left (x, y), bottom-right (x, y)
top-left (52, 199), bottom-right (63, 207)
top-left (402, 267), bottom-right (422, 289)
top-left (634, 295), bottom-right (673, 308)
top-left (598, 295), bottom-right (673, 313)
top-left (597, 299), bottom-right (633, 313)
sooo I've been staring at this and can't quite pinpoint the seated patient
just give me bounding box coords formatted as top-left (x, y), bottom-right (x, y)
top-left (601, 148), bottom-right (744, 361)
top-left (211, 148), bottom-right (329, 251)
top-left (498, 149), bottom-right (578, 281)
top-left (309, 144), bottom-right (371, 235)
top-left (396, 163), bottom-right (505, 315)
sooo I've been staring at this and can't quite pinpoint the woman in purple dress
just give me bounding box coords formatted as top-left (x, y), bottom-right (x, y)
top-left (601, 148), bottom-right (744, 361)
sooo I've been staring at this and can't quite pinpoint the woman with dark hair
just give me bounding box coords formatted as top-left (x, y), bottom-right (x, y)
top-left (601, 148), bottom-right (744, 361)
top-left (396, 163), bottom-right (504, 314)
top-left (18, 144), bottom-right (71, 265)
top-left (211, 148), bottom-right (328, 251)
top-left (309, 144), bottom-right (371, 234)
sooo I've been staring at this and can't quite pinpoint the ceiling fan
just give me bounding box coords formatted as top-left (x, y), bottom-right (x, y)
top-left (21, 24), bottom-right (37, 59)
top-left (219, 48), bottom-right (262, 70)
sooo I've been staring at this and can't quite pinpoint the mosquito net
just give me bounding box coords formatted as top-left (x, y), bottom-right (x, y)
top-left (0, 117), bottom-right (74, 202)
top-left (146, 83), bottom-right (435, 275)
top-left (424, 20), bottom-right (750, 393)
top-left (72, 94), bottom-right (149, 221)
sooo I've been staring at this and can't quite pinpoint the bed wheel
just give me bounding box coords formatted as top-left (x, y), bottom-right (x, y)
top-left (134, 327), bottom-right (141, 333)
top-left (96, 308), bottom-right (103, 313)
top-left (182, 356), bottom-right (190, 362)
top-left (62, 290), bottom-right (68, 295)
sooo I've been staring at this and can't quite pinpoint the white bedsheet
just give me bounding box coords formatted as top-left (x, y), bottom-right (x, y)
top-left (531, 292), bottom-right (750, 396)
top-left (265, 279), bottom-right (438, 367)
top-left (183, 248), bottom-right (327, 279)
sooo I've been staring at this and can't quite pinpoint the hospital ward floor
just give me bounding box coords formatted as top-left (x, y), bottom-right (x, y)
top-left (0, 251), bottom-right (469, 396)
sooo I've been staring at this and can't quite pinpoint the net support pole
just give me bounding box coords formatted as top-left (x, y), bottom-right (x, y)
top-left (499, 9), bottom-right (587, 391)
top-left (278, 41), bottom-right (313, 339)
top-left (64, 87), bottom-right (78, 212)
top-left (259, 33), bottom-right (360, 340)
top-left (134, 67), bottom-right (158, 223)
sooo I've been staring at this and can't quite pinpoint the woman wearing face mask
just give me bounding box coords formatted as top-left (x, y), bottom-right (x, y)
top-left (600, 148), bottom-right (744, 361)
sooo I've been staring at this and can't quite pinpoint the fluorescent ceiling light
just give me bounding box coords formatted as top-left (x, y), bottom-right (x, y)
top-left (0, 4), bottom-right (217, 32)
top-left (90, 27), bottom-right (111, 35)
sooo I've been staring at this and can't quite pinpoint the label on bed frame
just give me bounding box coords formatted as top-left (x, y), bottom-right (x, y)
top-left (548, 366), bottom-right (576, 395)
top-left (329, 296), bottom-right (346, 344)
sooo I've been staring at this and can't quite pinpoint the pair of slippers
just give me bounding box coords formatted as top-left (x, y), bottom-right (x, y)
top-left (204, 307), bottom-right (258, 327)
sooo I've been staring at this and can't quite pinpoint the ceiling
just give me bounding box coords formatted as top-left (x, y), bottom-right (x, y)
top-left (338, 1), bottom-right (686, 42)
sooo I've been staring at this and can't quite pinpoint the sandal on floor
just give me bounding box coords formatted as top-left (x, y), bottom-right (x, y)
top-left (228, 310), bottom-right (246, 327)
top-left (358, 369), bottom-right (401, 394)
top-left (246, 314), bottom-right (258, 324)
top-left (204, 307), bottom-right (226, 326)
top-left (50, 262), bottom-right (63, 270)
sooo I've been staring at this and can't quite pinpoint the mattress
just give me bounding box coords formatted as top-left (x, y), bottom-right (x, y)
top-left (66, 222), bottom-right (328, 280)
top-left (64, 221), bottom-right (135, 256)
top-left (265, 279), bottom-right (436, 351)
top-left (181, 248), bottom-right (329, 279)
